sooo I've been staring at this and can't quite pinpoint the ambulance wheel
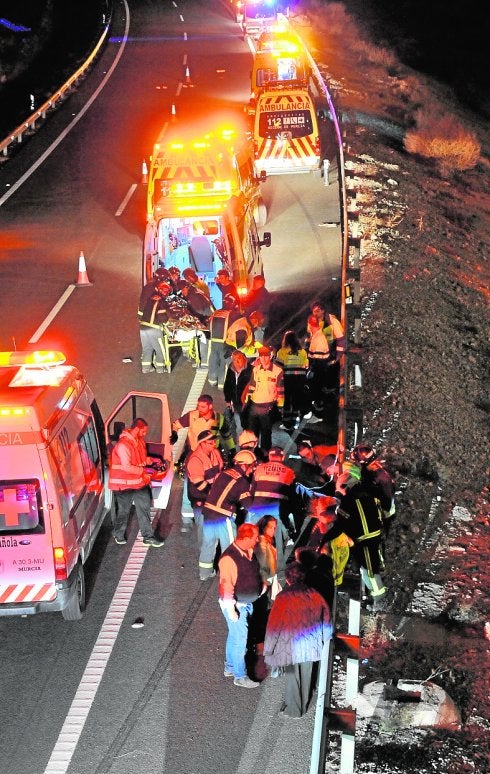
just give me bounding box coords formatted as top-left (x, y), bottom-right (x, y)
top-left (255, 200), bottom-right (267, 227)
top-left (62, 561), bottom-right (86, 621)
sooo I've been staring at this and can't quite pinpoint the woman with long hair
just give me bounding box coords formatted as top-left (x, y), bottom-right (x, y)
top-left (275, 329), bottom-right (309, 429)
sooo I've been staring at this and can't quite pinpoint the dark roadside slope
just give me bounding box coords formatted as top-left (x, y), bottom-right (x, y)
top-left (0, 0), bottom-right (108, 136)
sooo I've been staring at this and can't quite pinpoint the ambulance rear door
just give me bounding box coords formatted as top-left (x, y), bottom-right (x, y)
top-left (104, 392), bottom-right (173, 511)
top-left (254, 90), bottom-right (321, 175)
top-left (0, 442), bottom-right (58, 615)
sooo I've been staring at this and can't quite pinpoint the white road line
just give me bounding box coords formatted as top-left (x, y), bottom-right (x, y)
top-left (28, 285), bottom-right (76, 343)
top-left (42, 366), bottom-right (209, 773)
top-left (115, 183), bottom-right (137, 216)
top-left (43, 537), bottom-right (151, 774)
top-left (0, 1), bottom-right (130, 208)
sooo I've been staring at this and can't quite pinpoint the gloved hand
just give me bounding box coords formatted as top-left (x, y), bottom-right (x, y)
top-left (170, 430), bottom-right (179, 445)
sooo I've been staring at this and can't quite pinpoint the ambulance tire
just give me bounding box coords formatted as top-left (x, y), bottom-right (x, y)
top-left (255, 200), bottom-right (267, 227)
top-left (62, 561), bottom-right (86, 621)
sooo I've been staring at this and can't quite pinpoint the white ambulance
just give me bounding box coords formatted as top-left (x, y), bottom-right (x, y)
top-left (253, 86), bottom-right (322, 175)
top-left (0, 351), bottom-right (173, 621)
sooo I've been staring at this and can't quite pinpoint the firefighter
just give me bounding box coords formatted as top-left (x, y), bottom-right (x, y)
top-left (185, 429), bottom-right (224, 540)
top-left (138, 267), bottom-right (173, 314)
top-left (242, 346), bottom-right (284, 451)
top-left (139, 281), bottom-right (172, 373)
top-left (247, 445), bottom-right (296, 569)
top-left (351, 443), bottom-right (396, 530)
top-left (330, 463), bottom-right (387, 609)
top-left (199, 449), bottom-right (257, 580)
top-left (275, 329), bottom-right (309, 429)
top-left (208, 294), bottom-right (241, 388)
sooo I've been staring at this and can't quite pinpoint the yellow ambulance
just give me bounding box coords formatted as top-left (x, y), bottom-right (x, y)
top-left (144, 125), bottom-right (269, 302)
top-left (0, 351), bottom-right (173, 620)
top-left (253, 86), bottom-right (322, 175)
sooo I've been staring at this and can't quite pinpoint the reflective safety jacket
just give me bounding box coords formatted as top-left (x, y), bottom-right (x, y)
top-left (139, 296), bottom-right (170, 330)
top-left (320, 313), bottom-right (345, 361)
top-left (225, 315), bottom-right (261, 357)
top-left (330, 485), bottom-right (383, 545)
top-left (202, 466), bottom-right (252, 522)
top-left (186, 445), bottom-right (224, 505)
top-left (246, 362), bottom-right (284, 407)
top-left (275, 346), bottom-right (309, 375)
top-left (109, 430), bottom-right (149, 491)
top-left (173, 409), bottom-right (235, 452)
top-left (252, 460), bottom-right (295, 508)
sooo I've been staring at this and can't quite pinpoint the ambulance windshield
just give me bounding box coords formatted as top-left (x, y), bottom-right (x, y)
top-left (0, 479), bottom-right (44, 534)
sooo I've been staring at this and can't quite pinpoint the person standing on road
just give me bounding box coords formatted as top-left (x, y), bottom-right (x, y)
top-left (109, 418), bottom-right (165, 547)
top-left (218, 522), bottom-right (266, 688)
top-left (199, 450), bottom-right (257, 580)
top-left (172, 394), bottom-right (235, 529)
top-left (264, 561), bottom-right (332, 717)
top-left (185, 430), bottom-right (224, 544)
top-left (242, 346), bottom-right (284, 451)
top-left (138, 281), bottom-right (172, 374)
top-left (223, 349), bottom-right (253, 440)
top-left (275, 329), bottom-right (309, 430)
top-left (207, 295), bottom-right (241, 389)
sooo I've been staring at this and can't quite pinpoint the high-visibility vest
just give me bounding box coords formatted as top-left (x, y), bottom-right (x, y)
top-left (109, 431), bottom-right (148, 491)
top-left (252, 461), bottom-right (295, 506)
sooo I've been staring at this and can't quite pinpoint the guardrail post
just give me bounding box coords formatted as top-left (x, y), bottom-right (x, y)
top-left (327, 708), bottom-right (357, 773)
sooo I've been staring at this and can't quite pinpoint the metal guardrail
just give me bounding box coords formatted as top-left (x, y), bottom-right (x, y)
top-left (0, 21), bottom-right (111, 158)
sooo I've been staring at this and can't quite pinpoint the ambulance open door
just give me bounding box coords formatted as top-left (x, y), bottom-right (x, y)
top-left (104, 392), bottom-right (174, 511)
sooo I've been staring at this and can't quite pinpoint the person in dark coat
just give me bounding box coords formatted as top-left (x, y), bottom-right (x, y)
top-left (223, 349), bottom-right (253, 440)
top-left (264, 561), bottom-right (332, 717)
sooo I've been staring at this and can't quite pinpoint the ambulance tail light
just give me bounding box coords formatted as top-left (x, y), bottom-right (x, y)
top-left (315, 136), bottom-right (320, 156)
top-left (53, 547), bottom-right (68, 581)
top-left (237, 285), bottom-right (248, 298)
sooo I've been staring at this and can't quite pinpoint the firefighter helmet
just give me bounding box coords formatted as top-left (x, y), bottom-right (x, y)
top-left (222, 293), bottom-right (237, 310)
top-left (154, 267), bottom-right (172, 282)
top-left (234, 449), bottom-right (257, 467)
top-left (351, 443), bottom-right (376, 464)
top-left (238, 430), bottom-right (258, 449)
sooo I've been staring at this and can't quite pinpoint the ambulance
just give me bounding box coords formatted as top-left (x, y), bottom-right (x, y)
top-left (250, 33), bottom-right (311, 107)
top-left (242, 0), bottom-right (278, 39)
top-left (144, 125), bottom-right (270, 304)
top-left (253, 86), bottom-right (322, 175)
top-left (0, 351), bottom-right (173, 621)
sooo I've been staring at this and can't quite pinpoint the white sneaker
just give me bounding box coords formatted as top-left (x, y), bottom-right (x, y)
top-left (303, 411), bottom-right (312, 420)
top-left (234, 676), bottom-right (260, 688)
top-left (307, 415), bottom-right (322, 424)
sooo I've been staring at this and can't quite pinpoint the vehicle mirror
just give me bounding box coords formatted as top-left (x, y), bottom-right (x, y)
top-left (259, 232), bottom-right (271, 248)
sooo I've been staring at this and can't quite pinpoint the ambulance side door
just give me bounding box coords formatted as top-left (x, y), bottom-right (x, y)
top-left (104, 392), bottom-right (174, 510)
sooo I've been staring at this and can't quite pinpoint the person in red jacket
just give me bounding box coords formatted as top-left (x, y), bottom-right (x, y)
top-left (109, 418), bottom-right (164, 547)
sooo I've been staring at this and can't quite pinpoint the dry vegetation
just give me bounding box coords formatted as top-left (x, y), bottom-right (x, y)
top-left (404, 108), bottom-right (481, 174)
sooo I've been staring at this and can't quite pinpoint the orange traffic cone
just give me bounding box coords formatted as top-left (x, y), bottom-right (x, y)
top-left (76, 251), bottom-right (92, 286)
top-left (185, 66), bottom-right (191, 84)
top-left (141, 160), bottom-right (148, 184)
top-left (171, 103), bottom-right (177, 120)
